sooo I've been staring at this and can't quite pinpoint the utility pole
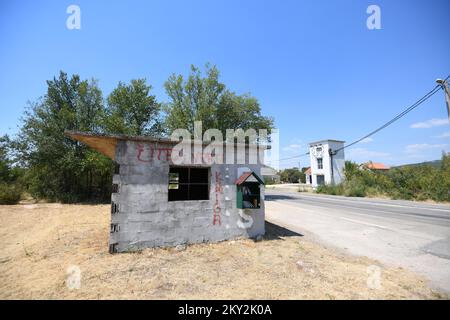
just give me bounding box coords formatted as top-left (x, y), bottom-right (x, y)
top-left (329, 148), bottom-right (334, 185)
top-left (436, 79), bottom-right (450, 121)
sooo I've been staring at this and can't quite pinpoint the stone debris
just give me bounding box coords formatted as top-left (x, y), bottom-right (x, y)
top-left (296, 260), bottom-right (315, 273)
top-left (175, 244), bottom-right (187, 251)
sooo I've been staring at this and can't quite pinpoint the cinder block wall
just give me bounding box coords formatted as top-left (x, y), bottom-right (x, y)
top-left (109, 140), bottom-right (265, 253)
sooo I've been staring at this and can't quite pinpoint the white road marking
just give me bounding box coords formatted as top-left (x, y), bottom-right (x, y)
top-left (281, 198), bottom-right (449, 224)
top-left (339, 217), bottom-right (394, 231)
top-left (282, 192), bottom-right (450, 213)
top-left (267, 198), bottom-right (442, 240)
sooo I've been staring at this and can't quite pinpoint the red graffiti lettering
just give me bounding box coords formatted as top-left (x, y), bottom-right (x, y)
top-left (213, 171), bottom-right (223, 226)
top-left (155, 148), bottom-right (171, 161)
top-left (137, 145), bottom-right (177, 162)
top-left (136, 143), bottom-right (153, 163)
top-left (136, 145), bottom-right (217, 164)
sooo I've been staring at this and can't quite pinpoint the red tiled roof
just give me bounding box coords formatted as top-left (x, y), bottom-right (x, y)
top-left (365, 162), bottom-right (390, 170)
top-left (235, 172), bottom-right (264, 185)
top-left (235, 172), bottom-right (252, 185)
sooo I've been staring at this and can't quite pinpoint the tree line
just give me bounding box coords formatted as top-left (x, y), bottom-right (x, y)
top-left (316, 156), bottom-right (450, 202)
top-left (278, 168), bottom-right (306, 184)
top-left (0, 65), bottom-right (274, 204)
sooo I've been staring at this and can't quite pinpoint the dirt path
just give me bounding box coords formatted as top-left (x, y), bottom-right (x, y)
top-left (0, 204), bottom-right (446, 299)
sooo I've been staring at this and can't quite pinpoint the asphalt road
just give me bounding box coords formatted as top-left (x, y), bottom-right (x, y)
top-left (264, 190), bottom-right (450, 293)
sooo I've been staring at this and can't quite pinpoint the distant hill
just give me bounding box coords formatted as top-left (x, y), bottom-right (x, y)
top-left (394, 159), bottom-right (442, 169)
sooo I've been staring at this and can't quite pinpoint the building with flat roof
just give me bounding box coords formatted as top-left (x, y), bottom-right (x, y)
top-left (308, 139), bottom-right (345, 187)
top-left (65, 130), bottom-right (266, 253)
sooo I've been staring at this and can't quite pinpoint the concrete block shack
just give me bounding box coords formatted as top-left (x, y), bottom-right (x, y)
top-left (65, 131), bottom-right (266, 253)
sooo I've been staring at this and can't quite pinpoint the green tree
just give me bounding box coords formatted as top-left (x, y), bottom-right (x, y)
top-left (0, 135), bottom-right (12, 183)
top-left (318, 156), bottom-right (450, 202)
top-left (343, 161), bottom-right (360, 181)
top-left (279, 168), bottom-right (304, 183)
top-left (164, 64), bottom-right (274, 136)
top-left (0, 135), bottom-right (24, 204)
top-left (439, 152), bottom-right (450, 201)
top-left (16, 71), bottom-right (112, 202)
top-left (104, 79), bottom-right (162, 136)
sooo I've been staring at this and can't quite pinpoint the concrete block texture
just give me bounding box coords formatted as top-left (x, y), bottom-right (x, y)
top-left (109, 140), bottom-right (265, 252)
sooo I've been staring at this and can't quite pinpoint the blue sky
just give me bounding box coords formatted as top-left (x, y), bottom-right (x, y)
top-left (0, 0), bottom-right (449, 168)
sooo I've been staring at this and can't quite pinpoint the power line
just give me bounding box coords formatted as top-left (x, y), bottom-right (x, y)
top-left (334, 77), bottom-right (448, 154)
top-left (276, 76), bottom-right (449, 161)
top-left (276, 152), bottom-right (310, 162)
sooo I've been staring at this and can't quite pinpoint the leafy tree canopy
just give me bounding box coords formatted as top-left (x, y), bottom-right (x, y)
top-left (16, 71), bottom-right (111, 202)
top-left (9, 65), bottom-right (275, 203)
top-left (104, 79), bottom-right (162, 136)
top-left (0, 135), bottom-right (12, 183)
top-left (164, 64), bottom-right (274, 137)
top-left (279, 168), bottom-right (305, 183)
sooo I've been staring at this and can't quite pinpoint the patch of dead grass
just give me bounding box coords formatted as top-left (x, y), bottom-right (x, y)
top-left (0, 203), bottom-right (446, 300)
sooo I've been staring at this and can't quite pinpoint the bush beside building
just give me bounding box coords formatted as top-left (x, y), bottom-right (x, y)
top-left (316, 153), bottom-right (450, 202)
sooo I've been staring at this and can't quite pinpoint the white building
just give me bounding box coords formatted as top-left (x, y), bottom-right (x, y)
top-left (307, 139), bottom-right (345, 187)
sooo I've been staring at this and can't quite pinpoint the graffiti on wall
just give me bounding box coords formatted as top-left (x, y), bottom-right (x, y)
top-left (136, 143), bottom-right (257, 230)
top-left (213, 171), bottom-right (223, 225)
top-left (136, 143), bottom-right (215, 164)
top-left (136, 144), bottom-right (173, 162)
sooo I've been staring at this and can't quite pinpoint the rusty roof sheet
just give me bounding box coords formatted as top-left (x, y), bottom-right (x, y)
top-left (64, 130), bottom-right (269, 161)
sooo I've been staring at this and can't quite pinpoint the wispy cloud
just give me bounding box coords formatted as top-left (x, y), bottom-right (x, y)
top-left (410, 118), bottom-right (449, 129)
top-left (346, 147), bottom-right (389, 159)
top-left (360, 137), bottom-right (373, 143)
top-left (282, 143), bottom-right (302, 152)
top-left (433, 131), bottom-right (450, 139)
top-left (405, 143), bottom-right (448, 154)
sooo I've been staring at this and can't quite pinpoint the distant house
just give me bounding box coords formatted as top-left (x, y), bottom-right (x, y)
top-left (362, 162), bottom-right (390, 171)
top-left (304, 167), bottom-right (312, 185)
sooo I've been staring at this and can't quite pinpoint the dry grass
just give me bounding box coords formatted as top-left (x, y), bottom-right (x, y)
top-left (0, 203), bottom-right (446, 300)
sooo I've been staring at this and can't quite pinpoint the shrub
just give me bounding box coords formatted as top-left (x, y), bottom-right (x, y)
top-left (343, 178), bottom-right (366, 197)
top-left (264, 178), bottom-right (276, 185)
top-left (316, 154), bottom-right (450, 202)
top-left (316, 184), bottom-right (344, 195)
top-left (0, 183), bottom-right (22, 204)
top-left (365, 186), bottom-right (382, 197)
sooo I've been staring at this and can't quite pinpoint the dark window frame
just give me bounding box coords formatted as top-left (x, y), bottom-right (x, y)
top-left (316, 174), bottom-right (325, 185)
top-left (168, 166), bottom-right (210, 201)
top-left (317, 158), bottom-right (323, 170)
